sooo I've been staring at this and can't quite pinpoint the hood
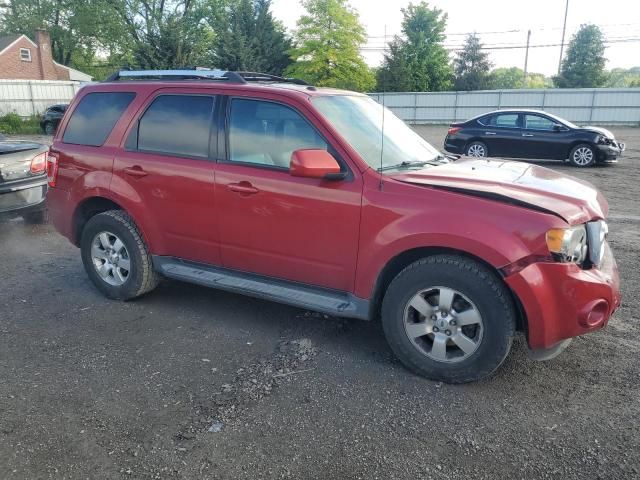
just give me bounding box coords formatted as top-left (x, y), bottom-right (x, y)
top-left (580, 126), bottom-right (615, 139)
top-left (390, 158), bottom-right (608, 225)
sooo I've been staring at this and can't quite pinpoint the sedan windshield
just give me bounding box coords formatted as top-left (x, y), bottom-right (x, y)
top-left (312, 95), bottom-right (442, 172)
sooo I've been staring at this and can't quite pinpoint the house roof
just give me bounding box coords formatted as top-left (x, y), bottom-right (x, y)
top-left (0, 34), bottom-right (37, 55)
top-left (0, 34), bottom-right (22, 53)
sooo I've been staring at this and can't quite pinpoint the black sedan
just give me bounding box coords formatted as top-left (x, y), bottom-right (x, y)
top-left (40, 103), bottom-right (68, 135)
top-left (444, 109), bottom-right (625, 167)
top-left (0, 140), bottom-right (49, 224)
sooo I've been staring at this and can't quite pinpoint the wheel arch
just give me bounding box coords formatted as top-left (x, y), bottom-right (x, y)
top-left (370, 246), bottom-right (526, 332)
top-left (72, 196), bottom-right (124, 246)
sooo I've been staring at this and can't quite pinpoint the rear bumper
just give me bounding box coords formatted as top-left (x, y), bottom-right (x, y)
top-left (0, 178), bottom-right (47, 218)
top-left (443, 136), bottom-right (465, 154)
top-left (505, 243), bottom-right (621, 351)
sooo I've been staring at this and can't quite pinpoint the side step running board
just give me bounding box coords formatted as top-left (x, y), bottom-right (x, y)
top-left (152, 256), bottom-right (370, 320)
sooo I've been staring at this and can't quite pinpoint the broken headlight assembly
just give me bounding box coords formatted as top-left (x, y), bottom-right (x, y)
top-left (546, 225), bottom-right (588, 264)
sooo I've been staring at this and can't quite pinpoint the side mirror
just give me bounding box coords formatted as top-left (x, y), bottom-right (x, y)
top-left (553, 124), bottom-right (564, 132)
top-left (289, 149), bottom-right (344, 180)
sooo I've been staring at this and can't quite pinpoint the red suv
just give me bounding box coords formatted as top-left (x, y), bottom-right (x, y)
top-left (46, 69), bottom-right (621, 383)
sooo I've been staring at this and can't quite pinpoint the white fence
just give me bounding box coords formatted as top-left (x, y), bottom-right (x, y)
top-left (370, 88), bottom-right (640, 125)
top-left (0, 80), bottom-right (83, 117)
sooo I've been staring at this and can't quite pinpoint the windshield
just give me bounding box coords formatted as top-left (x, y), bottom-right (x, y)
top-left (312, 95), bottom-right (442, 172)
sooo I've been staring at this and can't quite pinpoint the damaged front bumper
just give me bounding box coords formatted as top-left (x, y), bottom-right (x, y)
top-left (505, 243), bottom-right (621, 354)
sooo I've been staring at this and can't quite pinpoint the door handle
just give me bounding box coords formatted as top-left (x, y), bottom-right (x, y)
top-left (228, 182), bottom-right (259, 195)
top-left (522, 133), bottom-right (534, 137)
top-left (123, 166), bottom-right (148, 178)
top-left (484, 132), bottom-right (497, 135)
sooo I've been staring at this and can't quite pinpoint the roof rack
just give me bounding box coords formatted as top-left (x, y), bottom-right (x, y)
top-left (103, 68), bottom-right (308, 86)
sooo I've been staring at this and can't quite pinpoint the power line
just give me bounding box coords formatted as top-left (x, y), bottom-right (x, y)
top-left (360, 37), bottom-right (640, 52)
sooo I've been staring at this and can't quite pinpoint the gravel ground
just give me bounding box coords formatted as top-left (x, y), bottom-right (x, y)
top-left (1, 127), bottom-right (639, 479)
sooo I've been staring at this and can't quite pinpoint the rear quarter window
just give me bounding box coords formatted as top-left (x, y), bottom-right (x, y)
top-left (63, 92), bottom-right (135, 146)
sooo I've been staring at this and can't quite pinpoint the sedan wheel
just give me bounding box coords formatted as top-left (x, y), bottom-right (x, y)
top-left (570, 144), bottom-right (596, 167)
top-left (467, 142), bottom-right (488, 157)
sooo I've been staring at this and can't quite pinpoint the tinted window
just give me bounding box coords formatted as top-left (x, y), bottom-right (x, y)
top-left (137, 95), bottom-right (214, 158)
top-left (63, 92), bottom-right (135, 146)
top-left (488, 113), bottom-right (519, 128)
top-left (525, 114), bottom-right (556, 131)
top-left (228, 99), bottom-right (327, 168)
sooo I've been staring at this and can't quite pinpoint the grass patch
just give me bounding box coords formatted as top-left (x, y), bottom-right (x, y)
top-left (0, 113), bottom-right (41, 135)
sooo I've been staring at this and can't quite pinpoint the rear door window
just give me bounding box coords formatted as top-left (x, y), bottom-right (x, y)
top-left (135, 95), bottom-right (215, 158)
top-left (63, 92), bottom-right (135, 146)
top-left (487, 113), bottom-right (520, 128)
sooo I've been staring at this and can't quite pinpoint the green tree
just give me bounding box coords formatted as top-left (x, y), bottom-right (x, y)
top-left (605, 67), bottom-right (640, 87)
top-left (489, 67), bottom-right (552, 89)
top-left (526, 72), bottom-right (553, 89)
top-left (0, 0), bottom-right (124, 67)
top-left (490, 67), bottom-right (525, 89)
top-left (214, 0), bottom-right (292, 74)
top-left (108, 0), bottom-right (218, 70)
top-left (453, 33), bottom-right (492, 90)
top-left (554, 24), bottom-right (607, 88)
top-left (376, 2), bottom-right (452, 92)
top-left (285, 0), bottom-right (375, 91)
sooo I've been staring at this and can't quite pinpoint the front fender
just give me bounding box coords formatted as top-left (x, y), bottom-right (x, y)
top-left (354, 176), bottom-right (565, 299)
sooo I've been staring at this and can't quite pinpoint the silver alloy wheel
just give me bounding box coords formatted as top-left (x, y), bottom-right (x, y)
top-left (403, 286), bottom-right (484, 363)
top-left (91, 231), bottom-right (131, 286)
top-left (467, 144), bottom-right (486, 157)
top-left (573, 146), bottom-right (594, 166)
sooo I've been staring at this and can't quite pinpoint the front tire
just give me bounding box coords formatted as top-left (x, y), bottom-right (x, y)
top-left (569, 144), bottom-right (596, 167)
top-left (43, 122), bottom-right (55, 135)
top-left (381, 255), bottom-right (516, 383)
top-left (466, 141), bottom-right (488, 158)
top-left (80, 210), bottom-right (159, 300)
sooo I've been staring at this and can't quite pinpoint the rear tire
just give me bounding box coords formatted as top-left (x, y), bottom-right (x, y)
top-left (80, 210), bottom-right (159, 300)
top-left (466, 141), bottom-right (488, 157)
top-left (569, 144), bottom-right (596, 167)
top-left (43, 122), bottom-right (55, 135)
top-left (381, 255), bottom-right (516, 383)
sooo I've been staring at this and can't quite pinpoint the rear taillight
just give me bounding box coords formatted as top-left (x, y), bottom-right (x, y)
top-left (46, 151), bottom-right (59, 187)
top-left (448, 126), bottom-right (462, 135)
top-left (30, 152), bottom-right (47, 174)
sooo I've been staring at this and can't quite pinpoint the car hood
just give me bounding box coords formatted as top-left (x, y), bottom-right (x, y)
top-left (390, 158), bottom-right (608, 225)
top-left (579, 126), bottom-right (615, 139)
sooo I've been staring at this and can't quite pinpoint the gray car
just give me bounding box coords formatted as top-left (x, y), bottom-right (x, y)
top-left (0, 140), bottom-right (49, 224)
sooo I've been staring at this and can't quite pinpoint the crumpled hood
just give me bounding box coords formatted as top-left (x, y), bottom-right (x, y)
top-left (390, 158), bottom-right (608, 225)
top-left (580, 126), bottom-right (615, 139)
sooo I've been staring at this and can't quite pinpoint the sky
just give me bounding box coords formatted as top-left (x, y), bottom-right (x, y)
top-left (271, 0), bottom-right (640, 76)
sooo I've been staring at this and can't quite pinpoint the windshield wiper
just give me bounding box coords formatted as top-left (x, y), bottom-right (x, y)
top-left (378, 160), bottom-right (438, 172)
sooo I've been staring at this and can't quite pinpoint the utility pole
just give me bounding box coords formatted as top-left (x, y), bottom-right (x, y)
top-left (523, 29), bottom-right (531, 87)
top-left (558, 0), bottom-right (569, 74)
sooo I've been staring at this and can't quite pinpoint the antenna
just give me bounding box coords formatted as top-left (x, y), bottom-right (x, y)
top-left (379, 25), bottom-right (387, 190)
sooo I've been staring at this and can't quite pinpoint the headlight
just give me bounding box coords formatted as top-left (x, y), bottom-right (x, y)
top-left (586, 220), bottom-right (608, 267)
top-left (597, 135), bottom-right (612, 145)
top-left (546, 226), bottom-right (588, 263)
